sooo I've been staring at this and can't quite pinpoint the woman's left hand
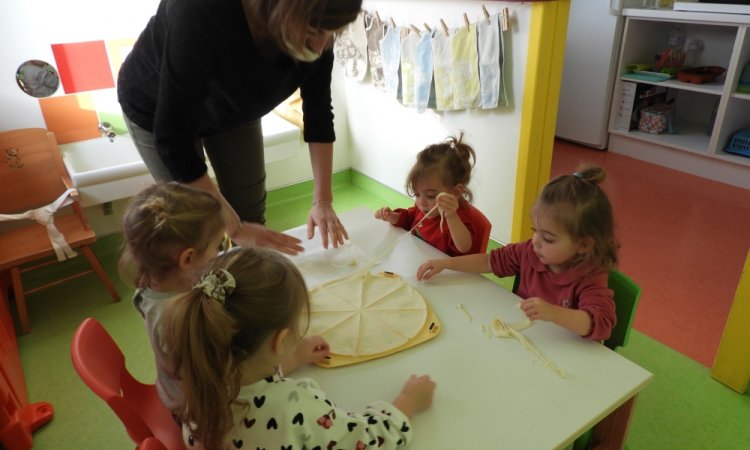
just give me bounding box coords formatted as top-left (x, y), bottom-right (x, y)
top-left (307, 202), bottom-right (349, 248)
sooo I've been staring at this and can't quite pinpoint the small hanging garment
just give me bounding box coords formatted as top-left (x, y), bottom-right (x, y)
top-left (431, 29), bottom-right (455, 111)
top-left (451, 23), bottom-right (480, 109)
top-left (413, 31), bottom-right (435, 112)
top-left (477, 13), bottom-right (508, 108)
top-left (400, 30), bottom-right (419, 108)
top-left (333, 12), bottom-right (368, 80)
top-left (379, 24), bottom-right (402, 100)
top-left (365, 13), bottom-right (386, 90)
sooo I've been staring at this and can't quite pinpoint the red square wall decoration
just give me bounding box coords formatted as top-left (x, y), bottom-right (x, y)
top-left (51, 41), bottom-right (115, 94)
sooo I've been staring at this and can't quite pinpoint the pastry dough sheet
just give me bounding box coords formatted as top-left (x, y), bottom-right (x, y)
top-left (307, 271), bottom-right (440, 367)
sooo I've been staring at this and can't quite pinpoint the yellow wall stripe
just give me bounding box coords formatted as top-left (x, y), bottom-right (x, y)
top-left (712, 249), bottom-right (750, 393)
top-left (512, 0), bottom-right (571, 242)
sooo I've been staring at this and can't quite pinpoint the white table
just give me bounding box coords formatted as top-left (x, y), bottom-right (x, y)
top-left (287, 208), bottom-right (653, 450)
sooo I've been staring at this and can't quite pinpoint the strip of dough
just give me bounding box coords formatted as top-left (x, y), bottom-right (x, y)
top-left (455, 302), bottom-right (472, 322)
top-left (491, 318), bottom-right (566, 378)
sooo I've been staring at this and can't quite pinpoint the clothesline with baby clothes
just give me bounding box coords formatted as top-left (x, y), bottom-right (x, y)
top-left (333, 3), bottom-right (530, 113)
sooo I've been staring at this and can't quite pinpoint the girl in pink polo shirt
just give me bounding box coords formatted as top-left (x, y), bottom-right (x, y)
top-left (417, 165), bottom-right (619, 341)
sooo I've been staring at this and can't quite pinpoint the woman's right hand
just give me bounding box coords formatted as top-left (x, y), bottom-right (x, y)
top-left (374, 207), bottom-right (400, 224)
top-left (393, 374), bottom-right (436, 417)
top-left (416, 259), bottom-right (446, 281)
top-left (232, 222), bottom-right (304, 255)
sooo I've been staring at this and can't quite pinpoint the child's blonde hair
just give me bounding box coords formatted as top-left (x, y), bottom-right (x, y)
top-left (534, 165), bottom-right (619, 272)
top-left (406, 133), bottom-right (477, 202)
top-left (161, 247), bottom-right (309, 450)
top-left (119, 182), bottom-right (224, 288)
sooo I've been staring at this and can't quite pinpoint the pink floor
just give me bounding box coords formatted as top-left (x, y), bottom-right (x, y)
top-left (551, 139), bottom-right (750, 367)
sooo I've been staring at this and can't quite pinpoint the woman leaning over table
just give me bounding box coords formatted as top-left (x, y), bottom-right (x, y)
top-left (118, 0), bottom-right (361, 254)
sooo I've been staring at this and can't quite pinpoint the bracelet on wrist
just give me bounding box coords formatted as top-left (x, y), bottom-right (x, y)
top-left (313, 199), bottom-right (332, 206)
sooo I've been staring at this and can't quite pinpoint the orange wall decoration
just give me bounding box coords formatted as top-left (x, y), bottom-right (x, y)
top-left (39, 94), bottom-right (101, 144)
top-left (51, 41), bottom-right (115, 94)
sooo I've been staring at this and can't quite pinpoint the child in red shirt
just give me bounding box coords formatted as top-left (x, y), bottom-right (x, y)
top-left (375, 134), bottom-right (489, 256)
top-left (416, 165), bottom-right (619, 341)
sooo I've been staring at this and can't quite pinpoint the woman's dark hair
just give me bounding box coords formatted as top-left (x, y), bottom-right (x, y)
top-left (245, 0), bottom-right (362, 57)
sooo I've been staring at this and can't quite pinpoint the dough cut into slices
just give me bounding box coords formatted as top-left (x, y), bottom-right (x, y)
top-left (308, 272), bottom-right (428, 357)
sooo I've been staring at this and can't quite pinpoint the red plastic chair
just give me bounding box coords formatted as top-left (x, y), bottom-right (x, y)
top-left (70, 318), bottom-right (186, 450)
top-left (137, 437), bottom-right (169, 450)
top-left (467, 205), bottom-right (492, 253)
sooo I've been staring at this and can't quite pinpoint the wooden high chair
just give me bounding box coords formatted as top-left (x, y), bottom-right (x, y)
top-left (0, 128), bottom-right (120, 334)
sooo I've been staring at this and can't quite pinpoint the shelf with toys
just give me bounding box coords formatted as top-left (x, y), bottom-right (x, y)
top-left (607, 8), bottom-right (750, 189)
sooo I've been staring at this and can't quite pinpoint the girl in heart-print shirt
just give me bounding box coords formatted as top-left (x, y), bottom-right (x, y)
top-left (160, 247), bottom-right (436, 450)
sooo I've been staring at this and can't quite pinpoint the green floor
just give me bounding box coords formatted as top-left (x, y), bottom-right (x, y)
top-left (14, 170), bottom-right (750, 449)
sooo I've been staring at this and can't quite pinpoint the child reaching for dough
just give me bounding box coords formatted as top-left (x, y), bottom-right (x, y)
top-left (375, 133), bottom-right (489, 256)
top-left (417, 166), bottom-right (618, 341)
top-left (160, 247), bottom-right (436, 450)
top-left (120, 182), bottom-right (325, 413)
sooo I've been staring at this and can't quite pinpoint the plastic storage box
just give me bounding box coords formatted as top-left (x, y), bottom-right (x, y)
top-left (725, 129), bottom-right (750, 158)
top-left (638, 103), bottom-right (674, 134)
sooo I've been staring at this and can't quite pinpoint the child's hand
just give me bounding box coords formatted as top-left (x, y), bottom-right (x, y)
top-left (393, 374), bottom-right (436, 417)
top-left (374, 207), bottom-right (400, 224)
top-left (416, 260), bottom-right (445, 281)
top-left (295, 336), bottom-right (331, 366)
top-left (520, 297), bottom-right (556, 322)
top-left (436, 193), bottom-right (459, 216)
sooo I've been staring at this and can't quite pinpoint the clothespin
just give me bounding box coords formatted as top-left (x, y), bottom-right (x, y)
top-left (440, 19), bottom-right (449, 36)
top-left (423, 22), bottom-right (432, 33)
top-left (375, 10), bottom-right (381, 23)
top-left (410, 24), bottom-right (421, 35)
top-left (463, 13), bottom-right (470, 31)
top-left (390, 17), bottom-right (397, 29)
top-left (502, 8), bottom-right (510, 32)
top-left (482, 5), bottom-right (490, 23)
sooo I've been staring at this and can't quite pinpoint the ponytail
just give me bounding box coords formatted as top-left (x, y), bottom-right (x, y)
top-left (160, 248), bottom-right (309, 449)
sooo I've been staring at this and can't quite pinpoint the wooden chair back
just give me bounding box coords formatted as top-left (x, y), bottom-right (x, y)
top-left (0, 128), bottom-right (71, 214)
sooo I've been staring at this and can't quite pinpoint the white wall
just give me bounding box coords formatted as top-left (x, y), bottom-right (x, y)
top-left (349, 1), bottom-right (531, 243)
top-left (0, 0), bottom-right (350, 193)
top-left (2, 0), bottom-right (531, 243)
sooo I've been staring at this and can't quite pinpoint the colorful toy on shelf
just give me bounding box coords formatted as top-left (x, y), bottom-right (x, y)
top-left (738, 63), bottom-right (750, 93)
top-left (677, 66), bottom-right (726, 84)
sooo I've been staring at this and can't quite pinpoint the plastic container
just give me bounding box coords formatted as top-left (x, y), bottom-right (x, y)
top-left (677, 66), bottom-right (726, 84)
top-left (638, 103), bottom-right (674, 134)
top-left (725, 129), bottom-right (750, 158)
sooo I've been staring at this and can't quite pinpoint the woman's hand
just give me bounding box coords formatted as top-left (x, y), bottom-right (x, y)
top-left (232, 222), bottom-right (304, 255)
top-left (392, 374), bottom-right (436, 417)
top-left (307, 202), bottom-right (349, 249)
top-left (416, 259), bottom-right (446, 281)
top-left (374, 207), bottom-right (400, 224)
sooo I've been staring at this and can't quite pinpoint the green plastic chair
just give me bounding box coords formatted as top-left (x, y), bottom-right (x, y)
top-left (573, 268), bottom-right (642, 450)
top-left (511, 267), bottom-right (642, 352)
top-left (603, 268), bottom-right (642, 351)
